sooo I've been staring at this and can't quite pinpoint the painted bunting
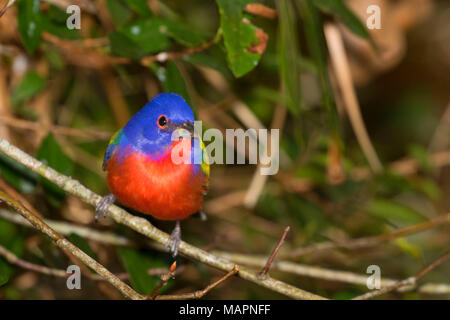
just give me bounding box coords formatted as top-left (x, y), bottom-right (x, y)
top-left (96, 93), bottom-right (209, 257)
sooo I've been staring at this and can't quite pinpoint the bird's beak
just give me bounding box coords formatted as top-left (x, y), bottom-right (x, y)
top-left (179, 121), bottom-right (194, 135)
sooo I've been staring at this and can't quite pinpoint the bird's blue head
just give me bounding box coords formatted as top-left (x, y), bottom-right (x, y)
top-left (122, 93), bottom-right (195, 157)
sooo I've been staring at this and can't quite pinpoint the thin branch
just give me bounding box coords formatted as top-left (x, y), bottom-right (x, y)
top-left (156, 265), bottom-right (240, 300)
top-left (287, 213), bottom-right (450, 258)
top-left (0, 242), bottom-right (180, 281)
top-left (0, 0), bottom-right (15, 18)
top-left (100, 68), bottom-right (131, 127)
top-left (2, 209), bottom-right (448, 295)
top-left (0, 209), bottom-right (134, 246)
top-left (244, 3), bottom-right (277, 19)
top-left (149, 261), bottom-right (177, 299)
top-left (0, 243), bottom-right (132, 280)
top-left (213, 251), bottom-right (450, 295)
top-left (0, 137), bottom-right (326, 300)
top-left (353, 250), bottom-right (450, 300)
top-left (0, 243), bottom-right (67, 277)
top-left (140, 37), bottom-right (218, 66)
top-left (325, 23), bottom-right (383, 173)
top-left (43, 32), bottom-right (219, 69)
top-left (0, 115), bottom-right (111, 140)
top-left (259, 226), bottom-right (290, 278)
top-left (280, 148), bottom-right (450, 195)
top-left (0, 189), bottom-right (144, 300)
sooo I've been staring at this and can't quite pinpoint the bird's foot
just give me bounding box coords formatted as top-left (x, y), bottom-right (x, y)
top-left (165, 221), bottom-right (181, 258)
top-left (199, 211), bottom-right (207, 221)
top-left (95, 194), bottom-right (116, 221)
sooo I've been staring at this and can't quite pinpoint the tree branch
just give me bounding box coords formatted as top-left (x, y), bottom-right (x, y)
top-left (259, 226), bottom-right (290, 278)
top-left (287, 213), bottom-right (450, 258)
top-left (325, 22), bottom-right (383, 173)
top-left (0, 137), bottom-right (326, 300)
top-left (212, 251), bottom-right (450, 295)
top-left (156, 265), bottom-right (240, 300)
top-left (2, 208), bottom-right (448, 295)
top-left (353, 250), bottom-right (450, 300)
top-left (0, 189), bottom-right (143, 300)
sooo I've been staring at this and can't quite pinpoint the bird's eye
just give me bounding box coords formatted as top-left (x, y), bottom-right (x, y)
top-left (157, 115), bottom-right (168, 129)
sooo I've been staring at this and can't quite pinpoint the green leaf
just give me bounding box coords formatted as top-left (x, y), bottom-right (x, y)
top-left (0, 152), bottom-right (38, 193)
top-left (107, 0), bottom-right (133, 27)
top-left (287, 196), bottom-right (327, 240)
top-left (113, 19), bottom-right (172, 57)
top-left (413, 178), bottom-right (442, 201)
top-left (408, 144), bottom-right (433, 172)
top-left (44, 47), bottom-right (66, 70)
top-left (0, 220), bottom-right (25, 287)
top-left (183, 49), bottom-right (232, 76)
top-left (108, 31), bottom-right (146, 59)
top-left (156, 61), bottom-right (192, 105)
top-left (162, 20), bottom-right (205, 47)
top-left (276, 0), bottom-right (302, 115)
top-left (42, 15), bottom-right (80, 40)
top-left (0, 255), bottom-right (12, 286)
top-left (394, 238), bottom-right (422, 260)
top-left (313, 0), bottom-right (369, 39)
top-left (366, 199), bottom-right (427, 224)
top-left (109, 18), bottom-right (205, 59)
top-left (216, 0), bottom-right (266, 77)
top-left (121, 19), bottom-right (172, 53)
top-left (117, 247), bottom-right (165, 295)
top-left (46, 4), bottom-right (68, 23)
top-left (18, 0), bottom-right (43, 53)
top-left (36, 134), bottom-right (74, 205)
top-left (297, 0), bottom-right (341, 135)
top-left (11, 71), bottom-right (45, 106)
top-left (123, 0), bottom-right (152, 17)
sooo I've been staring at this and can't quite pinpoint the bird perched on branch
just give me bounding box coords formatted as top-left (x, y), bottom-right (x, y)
top-left (96, 93), bottom-right (209, 257)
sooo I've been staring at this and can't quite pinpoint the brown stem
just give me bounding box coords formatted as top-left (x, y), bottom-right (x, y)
top-left (288, 213), bottom-right (450, 258)
top-left (149, 261), bottom-right (177, 299)
top-left (353, 251), bottom-right (450, 300)
top-left (156, 265), bottom-right (240, 300)
top-left (0, 189), bottom-right (144, 300)
top-left (259, 226), bottom-right (290, 278)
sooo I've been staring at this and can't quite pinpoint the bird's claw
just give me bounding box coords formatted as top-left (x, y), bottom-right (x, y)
top-left (165, 221), bottom-right (181, 258)
top-left (199, 211), bottom-right (207, 221)
top-left (95, 194), bottom-right (116, 221)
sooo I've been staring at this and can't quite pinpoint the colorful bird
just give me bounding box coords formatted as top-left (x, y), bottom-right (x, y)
top-left (96, 93), bottom-right (209, 257)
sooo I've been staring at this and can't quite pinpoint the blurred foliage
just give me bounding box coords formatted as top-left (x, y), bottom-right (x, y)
top-left (0, 0), bottom-right (449, 300)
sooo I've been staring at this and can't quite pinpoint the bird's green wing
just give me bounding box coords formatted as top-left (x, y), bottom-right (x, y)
top-left (102, 129), bottom-right (123, 171)
top-left (196, 133), bottom-right (210, 194)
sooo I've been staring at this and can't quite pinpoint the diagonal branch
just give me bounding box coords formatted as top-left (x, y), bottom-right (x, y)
top-left (259, 226), bottom-right (290, 278)
top-left (353, 250), bottom-right (450, 300)
top-left (0, 136), bottom-right (326, 300)
top-left (325, 23), bottom-right (383, 173)
top-left (0, 243), bottom-right (131, 280)
top-left (2, 208), bottom-right (448, 295)
top-left (287, 213), bottom-right (450, 258)
top-left (0, 189), bottom-right (143, 300)
top-left (156, 265), bottom-right (240, 300)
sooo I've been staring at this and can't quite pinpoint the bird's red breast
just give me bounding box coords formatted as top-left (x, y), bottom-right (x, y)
top-left (106, 139), bottom-right (207, 220)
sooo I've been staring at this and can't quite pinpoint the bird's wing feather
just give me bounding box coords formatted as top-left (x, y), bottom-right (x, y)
top-left (102, 129), bottom-right (124, 171)
top-left (198, 134), bottom-right (210, 194)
